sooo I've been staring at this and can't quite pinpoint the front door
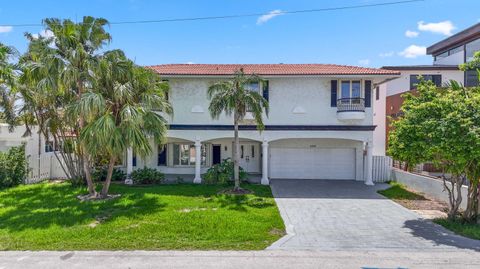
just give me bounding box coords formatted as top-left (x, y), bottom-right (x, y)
top-left (237, 143), bottom-right (260, 173)
top-left (212, 145), bottom-right (221, 165)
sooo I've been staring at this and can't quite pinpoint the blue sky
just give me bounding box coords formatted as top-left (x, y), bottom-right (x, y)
top-left (0, 0), bottom-right (478, 67)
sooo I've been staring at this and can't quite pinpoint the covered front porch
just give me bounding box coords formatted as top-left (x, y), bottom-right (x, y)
top-left (123, 129), bottom-right (375, 186)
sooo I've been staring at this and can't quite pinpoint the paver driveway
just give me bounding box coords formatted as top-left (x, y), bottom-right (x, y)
top-left (268, 179), bottom-right (480, 251)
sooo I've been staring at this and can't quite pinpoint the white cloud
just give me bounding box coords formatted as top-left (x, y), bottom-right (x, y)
top-left (405, 30), bottom-right (419, 38)
top-left (379, 51), bottom-right (394, 58)
top-left (358, 59), bottom-right (370, 66)
top-left (185, 61), bottom-right (195, 64)
top-left (257, 10), bottom-right (284, 25)
top-left (0, 26), bottom-right (13, 33)
top-left (398, 45), bottom-right (426, 58)
top-left (418, 20), bottom-right (455, 36)
top-left (32, 30), bottom-right (54, 39)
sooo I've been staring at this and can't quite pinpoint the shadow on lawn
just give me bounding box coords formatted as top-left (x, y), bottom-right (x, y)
top-left (0, 182), bottom-right (275, 232)
top-left (119, 182), bottom-right (274, 199)
top-left (403, 219), bottom-right (480, 251)
top-left (0, 183), bottom-right (166, 232)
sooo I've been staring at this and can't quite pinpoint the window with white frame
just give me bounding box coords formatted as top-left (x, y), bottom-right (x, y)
top-left (245, 82), bottom-right (260, 92)
top-left (339, 80), bottom-right (362, 104)
top-left (172, 144), bottom-right (206, 166)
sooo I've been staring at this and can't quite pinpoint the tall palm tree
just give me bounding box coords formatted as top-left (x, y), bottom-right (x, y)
top-left (75, 50), bottom-right (171, 198)
top-left (0, 43), bottom-right (18, 127)
top-left (208, 69), bottom-right (269, 191)
top-left (18, 16), bottom-right (112, 194)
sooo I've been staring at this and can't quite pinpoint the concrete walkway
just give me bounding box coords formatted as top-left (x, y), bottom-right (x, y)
top-left (269, 179), bottom-right (480, 251)
top-left (1, 250), bottom-right (480, 269)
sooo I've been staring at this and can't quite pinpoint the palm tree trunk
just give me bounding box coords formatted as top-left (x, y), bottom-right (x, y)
top-left (101, 155), bottom-right (117, 197)
top-left (77, 80), bottom-right (96, 197)
top-left (233, 113), bottom-right (240, 190)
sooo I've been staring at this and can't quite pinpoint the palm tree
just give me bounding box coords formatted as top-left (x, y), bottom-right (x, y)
top-left (208, 69), bottom-right (269, 191)
top-left (0, 43), bottom-right (18, 127)
top-left (18, 16), bottom-right (112, 195)
top-left (75, 50), bottom-right (171, 198)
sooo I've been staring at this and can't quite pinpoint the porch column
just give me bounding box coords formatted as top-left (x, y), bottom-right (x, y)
top-left (193, 140), bottom-right (202, 184)
top-left (261, 140), bottom-right (269, 185)
top-left (365, 141), bottom-right (374, 186)
top-left (125, 147), bottom-right (133, 185)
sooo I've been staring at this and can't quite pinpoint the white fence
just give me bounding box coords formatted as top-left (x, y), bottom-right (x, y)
top-left (372, 155), bottom-right (392, 182)
top-left (26, 154), bottom-right (67, 184)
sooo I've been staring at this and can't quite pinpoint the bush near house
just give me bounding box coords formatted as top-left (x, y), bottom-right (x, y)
top-left (131, 167), bottom-right (165, 185)
top-left (0, 145), bottom-right (28, 189)
top-left (203, 158), bottom-right (247, 184)
top-left (92, 167), bottom-right (126, 182)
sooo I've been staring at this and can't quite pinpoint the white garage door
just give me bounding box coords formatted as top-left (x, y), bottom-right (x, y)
top-left (270, 147), bottom-right (356, 180)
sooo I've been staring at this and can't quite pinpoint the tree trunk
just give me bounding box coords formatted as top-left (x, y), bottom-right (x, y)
top-left (100, 155), bottom-right (116, 198)
top-left (233, 113), bottom-right (240, 190)
top-left (82, 152), bottom-right (96, 196)
top-left (442, 174), bottom-right (463, 220)
top-left (77, 80), bottom-right (96, 197)
top-left (463, 182), bottom-right (478, 222)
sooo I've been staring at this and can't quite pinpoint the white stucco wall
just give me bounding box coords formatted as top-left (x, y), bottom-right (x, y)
top-left (385, 70), bottom-right (464, 97)
top-left (166, 76), bottom-right (378, 126)
top-left (373, 84), bottom-right (387, 155)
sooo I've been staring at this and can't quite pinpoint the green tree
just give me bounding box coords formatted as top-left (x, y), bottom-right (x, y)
top-left (207, 69), bottom-right (268, 191)
top-left (0, 43), bottom-right (17, 127)
top-left (18, 16), bottom-right (112, 194)
top-left (388, 79), bottom-right (480, 221)
top-left (75, 50), bottom-right (171, 197)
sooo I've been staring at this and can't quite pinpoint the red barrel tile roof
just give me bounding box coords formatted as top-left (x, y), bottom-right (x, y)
top-left (147, 64), bottom-right (400, 76)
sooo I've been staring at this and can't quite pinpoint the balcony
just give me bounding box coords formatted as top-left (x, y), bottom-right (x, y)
top-left (336, 98), bottom-right (366, 121)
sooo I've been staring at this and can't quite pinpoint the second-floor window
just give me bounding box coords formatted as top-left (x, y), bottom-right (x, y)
top-left (409, 75), bottom-right (442, 90)
top-left (245, 82), bottom-right (260, 92)
top-left (340, 80), bottom-right (362, 100)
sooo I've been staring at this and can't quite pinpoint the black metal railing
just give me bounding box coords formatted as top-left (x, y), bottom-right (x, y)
top-left (337, 98), bottom-right (365, 112)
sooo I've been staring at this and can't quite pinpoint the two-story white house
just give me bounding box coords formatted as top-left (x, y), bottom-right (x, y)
top-left (123, 64), bottom-right (399, 185)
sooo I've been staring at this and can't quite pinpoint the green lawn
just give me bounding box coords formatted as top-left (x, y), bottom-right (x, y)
top-left (433, 219), bottom-right (480, 240)
top-left (0, 182), bottom-right (285, 250)
top-left (377, 182), bottom-right (426, 200)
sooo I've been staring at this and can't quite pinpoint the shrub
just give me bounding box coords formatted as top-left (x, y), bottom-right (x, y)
top-left (202, 158), bottom-right (247, 184)
top-left (0, 145), bottom-right (28, 188)
top-left (92, 167), bottom-right (126, 182)
top-left (130, 167), bottom-right (165, 185)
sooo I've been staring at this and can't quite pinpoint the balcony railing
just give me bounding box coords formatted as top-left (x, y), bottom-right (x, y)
top-left (337, 98), bottom-right (365, 112)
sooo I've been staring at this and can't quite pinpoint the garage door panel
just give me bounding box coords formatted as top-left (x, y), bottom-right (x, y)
top-left (270, 147), bottom-right (356, 180)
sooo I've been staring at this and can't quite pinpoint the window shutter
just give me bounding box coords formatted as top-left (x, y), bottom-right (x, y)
top-left (331, 80), bottom-right (337, 107)
top-left (365, 80), bottom-right (372, 108)
top-left (158, 145), bottom-right (167, 166)
top-left (262, 80), bottom-right (269, 101)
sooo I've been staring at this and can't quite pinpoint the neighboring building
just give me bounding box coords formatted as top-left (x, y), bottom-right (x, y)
top-left (122, 64), bottom-right (399, 185)
top-left (373, 23), bottom-right (480, 156)
top-left (373, 66), bottom-right (463, 155)
top-left (428, 22), bottom-right (480, 87)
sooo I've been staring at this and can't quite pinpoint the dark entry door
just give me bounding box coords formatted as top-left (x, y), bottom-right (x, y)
top-left (212, 145), bottom-right (221, 165)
